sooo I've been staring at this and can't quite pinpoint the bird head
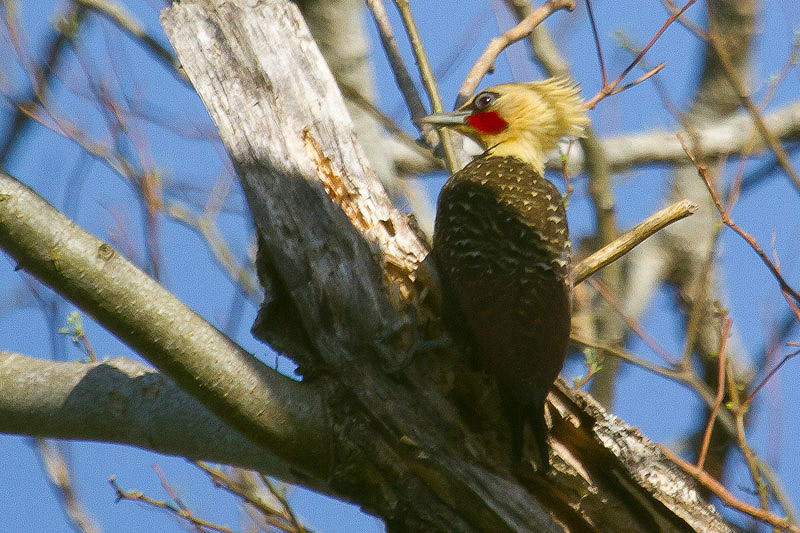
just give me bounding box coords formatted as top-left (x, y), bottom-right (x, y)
top-left (420, 77), bottom-right (589, 173)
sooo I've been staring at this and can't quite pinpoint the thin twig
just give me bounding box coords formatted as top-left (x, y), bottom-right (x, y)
top-left (260, 474), bottom-right (306, 533)
top-left (743, 348), bottom-right (800, 411)
top-left (364, 0), bottom-right (440, 148)
top-left (571, 334), bottom-right (681, 381)
top-left (707, 23), bottom-right (800, 192)
top-left (584, 0), bottom-right (607, 86)
top-left (166, 203), bottom-right (261, 301)
top-left (660, 0), bottom-right (706, 38)
top-left (153, 464), bottom-right (203, 532)
top-left (110, 475), bottom-right (234, 533)
top-left (756, 456), bottom-right (800, 526)
top-left (726, 362), bottom-right (771, 521)
top-left (336, 78), bottom-right (442, 169)
top-left (562, 139), bottom-right (575, 202)
top-left (456, 0), bottom-right (575, 107)
top-left (587, 278), bottom-right (677, 365)
top-left (0, 2), bottom-right (88, 161)
top-left (678, 134), bottom-right (800, 308)
top-left (571, 334), bottom-right (737, 435)
top-left (679, 223), bottom-right (722, 369)
top-left (696, 314), bottom-right (730, 469)
top-left (572, 199), bottom-right (698, 284)
top-left (75, 0), bottom-right (186, 83)
top-left (393, 0), bottom-right (458, 171)
top-left (35, 439), bottom-right (99, 533)
top-left (504, 0), bottom-right (570, 76)
top-left (195, 463), bottom-right (306, 533)
top-left (758, 35), bottom-right (800, 111)
top-left (583, 0), bottom-right (695, 109)
top-left (661, 447), bottom-right (800, 533)
top-left (604, 63), bottom-right (665, 96)
top-left (615, 32), bottom-right (685, 123)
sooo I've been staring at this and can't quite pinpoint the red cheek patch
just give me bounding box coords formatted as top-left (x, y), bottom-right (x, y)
top-left (466, 111), bottom-right (508, 134)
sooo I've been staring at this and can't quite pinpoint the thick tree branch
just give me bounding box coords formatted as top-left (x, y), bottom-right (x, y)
top-left (0, 170), bottom-right (330, 482)
top-left (0, 352), bottom-right (328, 491)
top-left (561, 101), bottom-right (800, 174)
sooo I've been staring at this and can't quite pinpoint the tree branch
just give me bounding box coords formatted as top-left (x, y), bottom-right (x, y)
top-left (0, 170), bottom-right (330, 481)
top-left (572, 199), bottom-right (698, 284)
top-left (456, 0), bottom-right (575, 106)
top-left (562, 101), bottom-right (800, 174)
top-left (0, 352), bottom-right (327, 491)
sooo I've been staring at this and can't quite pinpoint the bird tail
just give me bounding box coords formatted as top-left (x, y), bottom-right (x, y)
top-left (501, 388), bottom-right (551, 473)
top-left (526, 403), bottom-right (551, 474)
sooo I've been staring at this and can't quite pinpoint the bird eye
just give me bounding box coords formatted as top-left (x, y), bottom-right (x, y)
top-left (473, 92), bottom-right (497, 111)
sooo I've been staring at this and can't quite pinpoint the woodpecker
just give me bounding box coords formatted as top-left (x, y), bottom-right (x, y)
top-left (421, 78), bottom-right (588, 471)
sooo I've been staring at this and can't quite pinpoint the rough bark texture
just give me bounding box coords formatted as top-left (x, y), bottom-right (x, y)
top-left (297, 0), bottom-right (437, 230)
top-left (159, 1), bottom-right (736, 530)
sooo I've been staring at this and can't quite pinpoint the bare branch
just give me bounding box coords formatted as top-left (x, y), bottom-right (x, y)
top-left (679, 134), bottom-right (800, 307)
top-left (706, 20), bottom-right (800, 191)
top-left (456, 0), bottom-right (575, 106)
top-left (364, 0), bottom-right (440, 150)
top-left (393, 0), bottom-right (458, 171)
top-left (75, 0), bottom-right (185, 82)
top-left (110, 474), bottom-right (235, 533)
top-left (35, 439), bottom-right (100, 533)
top-left (566, 101), bottom-right (800, 173)
top-left (0, 352), bottom-right (325, 490)
top-left (662, 447), bottom-right (800, 533)
top-left (0, 170), bottom-right (330, 479)
top-left (583, 0), bottom-right (696, 109)
top-left (696, 315), bottom-right (730, 470)
top-left (572, 199), bottom-right (698, 284)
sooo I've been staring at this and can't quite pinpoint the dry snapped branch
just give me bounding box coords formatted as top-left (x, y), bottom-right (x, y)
top-left (572, 199), bottom-right (698, 284)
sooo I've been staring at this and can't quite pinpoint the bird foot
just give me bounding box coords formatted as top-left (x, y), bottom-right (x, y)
top-left (383, 336), bottom-right (450, 374)
top-left (379, 305), bottom-right (449, 374)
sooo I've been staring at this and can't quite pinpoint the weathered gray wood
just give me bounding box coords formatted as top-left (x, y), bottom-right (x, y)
top-left (161, 1), bottom-right (735, 531)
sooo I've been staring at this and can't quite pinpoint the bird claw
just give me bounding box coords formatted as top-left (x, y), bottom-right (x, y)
top-left (383, 336), bottom-right (450, 374)
top-left (379, 305), bottom-right (449, 374)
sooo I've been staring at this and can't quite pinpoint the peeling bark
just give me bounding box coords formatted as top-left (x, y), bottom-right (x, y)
top-left (158, 1), bottom-right (737, 530)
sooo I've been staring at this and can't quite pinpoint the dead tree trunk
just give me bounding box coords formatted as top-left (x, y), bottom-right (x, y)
top-left (139, 0), bottom-right (738, 530)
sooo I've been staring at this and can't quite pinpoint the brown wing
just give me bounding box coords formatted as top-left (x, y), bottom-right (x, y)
top-left (433, 155), bottom-right (571, 408)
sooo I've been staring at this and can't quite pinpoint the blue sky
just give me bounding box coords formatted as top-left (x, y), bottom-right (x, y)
top-left (1, 1), bottom-right (799, 531)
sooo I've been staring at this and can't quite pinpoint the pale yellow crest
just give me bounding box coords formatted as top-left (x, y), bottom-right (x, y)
top-left (457, 77), bottom-right (589, 173)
